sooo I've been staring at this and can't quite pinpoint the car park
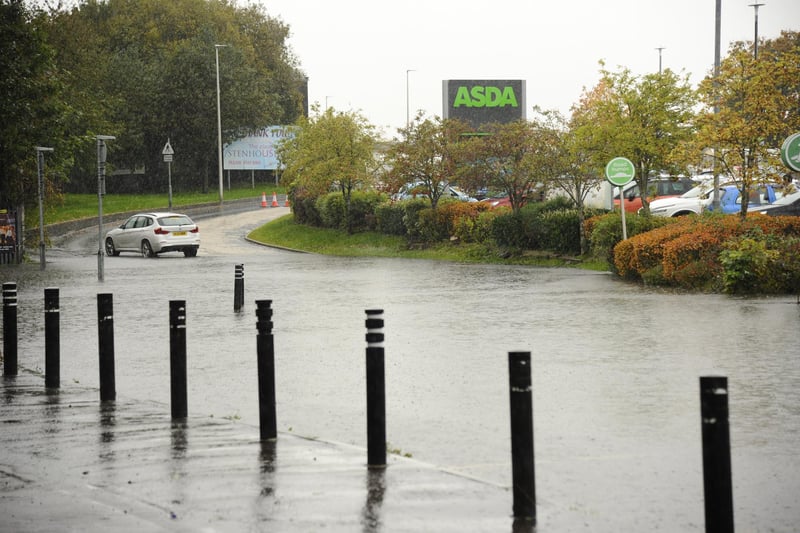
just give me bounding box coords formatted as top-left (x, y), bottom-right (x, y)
top-left (614, 177), bottom-right (696, 212)
top-left (705, 184), bottom-right (780, 214)
top-left (648, 179), bottom-right (735, 217)
top-left (392, 182), bottom-right (477, 202)
top-left (751, 189), bottom-right (800, 216)
top-left (104, 212), bottom-right (200, 258)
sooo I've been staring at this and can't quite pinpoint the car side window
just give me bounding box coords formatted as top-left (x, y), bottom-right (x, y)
top-left (124, 217), bottom-right (137, 229)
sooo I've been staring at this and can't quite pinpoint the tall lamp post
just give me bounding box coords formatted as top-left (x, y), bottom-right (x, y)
top-left (655, 47), bottom-right (665, 74)
top-left (35, 146), bottom-right (54, 270)
top-left (749, 3), bottom-right (765, 59)
top-left (215, 44), bottom-right (228, 204)
top-left (97, 135), bottom-right (115, 282)
top-left (406, 69), bottom-right (415, 130)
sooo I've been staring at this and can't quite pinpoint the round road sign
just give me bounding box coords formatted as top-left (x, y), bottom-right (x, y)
top-left (605, 157), bottom-right (636, 187)
top-left (780, 133), bottom-right (800, 172)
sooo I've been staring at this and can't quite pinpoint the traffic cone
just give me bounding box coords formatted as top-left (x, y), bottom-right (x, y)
top-left (260, 192), bottom-right (267, 208)
top-left (284, 195), bottom-right (291, 207)
top-left (271, 192), bottom-right (279, 207)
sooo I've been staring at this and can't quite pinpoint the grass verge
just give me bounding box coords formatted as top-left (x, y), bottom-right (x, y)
top-left (44, 186), bottom-right (283, 224)
top-left (248, 214), bottom-right (609, 270)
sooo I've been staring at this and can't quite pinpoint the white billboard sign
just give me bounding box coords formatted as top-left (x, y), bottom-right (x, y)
top-left (223, 126), bottom-right (296, 170)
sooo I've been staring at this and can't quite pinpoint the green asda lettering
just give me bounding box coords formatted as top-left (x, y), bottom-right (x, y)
top-left (452, 86), bottom-right (519, 108)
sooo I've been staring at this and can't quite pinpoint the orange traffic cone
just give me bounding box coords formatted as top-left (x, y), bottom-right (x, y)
top-left (284, 195), bottom-right (291, 207)
top-left (260, 192), bottom-right (267, 208)
top-left (271, 192), bottom-right (279, 207)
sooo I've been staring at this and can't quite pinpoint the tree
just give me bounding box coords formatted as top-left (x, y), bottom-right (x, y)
top-left (458, 116), bottom-right (560, 214)
top-left (575, 64), bottom-right (696, 214)
top-left (0, 0), bottom-right (70, 209)
top-left (44, 0), bottom-right (306, 193)
top-left (693, 31), bottom-right (800, 217)
top-left (277, 105), bottom-right (377, 233)
top-left (548, 108), bottom-right (606, 254)
top-left (385, 114), bottom-right (472, 209)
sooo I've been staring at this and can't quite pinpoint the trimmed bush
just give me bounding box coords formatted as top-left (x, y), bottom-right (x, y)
top-left (375, 202), bottom-right (407, 235)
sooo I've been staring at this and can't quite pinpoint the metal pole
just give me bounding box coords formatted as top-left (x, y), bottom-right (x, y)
top-left (97, 135), bottom-right (114, 282)
top-left (170, 300), bottom-right (187, 418)
top-left (2, 282), bottom-right (17, 376)
top-left (700, 376), bottom-right (734, 533)
top-left (365, 309), bottom-right (386, 468)
top-left (167, 160), bottom-right (173, 210)
top-left (406, 70), bottom-right (415, 130)
top-left (234, 264), bottom-right (244, 312)
top-left (215, 44), bottom-right (227, 204)
top-left (44, 288), bottom-right (60, 388)
top-left (712, 0), bottom-right (722, 211)
top-left (97, 293), bottom-right (116, 402)
top-left (508, 351), bottom-right (536, 522)
top-left (35, 147), bottom-right (53, 270)
top-left (256, 300), bottom-right (277, 440)
top-left (749, 3), bottom-right (764, 59)
top-left (656, 47), bottom-right (665, 74)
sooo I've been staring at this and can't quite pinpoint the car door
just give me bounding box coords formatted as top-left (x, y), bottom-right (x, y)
top-left (115, 216), bottom-right (140, 250)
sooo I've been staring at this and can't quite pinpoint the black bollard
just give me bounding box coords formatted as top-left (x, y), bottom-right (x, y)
top-left (2, 282), bottom-right (18, 376)
top-left (44, 288), bottom-right (60, 388)
top-left (700, 376), bottom-right (734, 533)
top-left (365, 309), bottom-right (386, 468)
top-left (255, 300), bottom-right (277, 440)
top-left (508, 351), bottom-right (536, 523)
top-left (234, 264), bottom-right (244, 312)
top-left (169, 300), bottom-right (188, 419)
top-left (97, 293), bottom-right (116, 402)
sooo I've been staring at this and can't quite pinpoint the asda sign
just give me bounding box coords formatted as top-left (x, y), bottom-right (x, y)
top-left (443, 79), bottom-right (526, 128)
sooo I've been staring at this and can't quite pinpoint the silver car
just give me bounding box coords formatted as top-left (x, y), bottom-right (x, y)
top-left (105, 212), bottom-right (200, 258)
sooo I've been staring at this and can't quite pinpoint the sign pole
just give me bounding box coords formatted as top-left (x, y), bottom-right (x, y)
top-left (162, 139), bottom-right (175, 210)
top-left (605, 157), bottom-right (636, 241)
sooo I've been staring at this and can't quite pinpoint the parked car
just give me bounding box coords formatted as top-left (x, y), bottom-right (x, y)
top-left (705, 184), bottom-right (780, 214)
top-left (751, 189), bottom-right (800, 216)
top-left (105, 212), bottom-right (200, 258)
top-left (648, 179), bottom-right (736, 217)
top-left (614, 177), bottom-right (696, 212)
top-left (391, 182), bottom-right (477, 202)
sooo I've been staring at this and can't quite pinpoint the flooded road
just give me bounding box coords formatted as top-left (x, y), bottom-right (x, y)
top-left (4, 207), bottom-right (800, 531)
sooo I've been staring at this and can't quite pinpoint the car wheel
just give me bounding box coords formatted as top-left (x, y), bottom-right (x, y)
top-left (183, 247), bottom-right (197, 258)
top-left (105, 238), bottom-right (119, 256)
top-left (141, 240), bottom-right (155, 258)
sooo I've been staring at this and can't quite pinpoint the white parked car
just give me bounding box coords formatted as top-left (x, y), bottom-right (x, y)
top-left (105, 212), bottom-right (200, 258)
top-left (647, 179), bottom-right (736, 217)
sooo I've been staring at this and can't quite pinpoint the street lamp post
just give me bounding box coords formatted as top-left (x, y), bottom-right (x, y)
top-left (35, 146), bottom-right (54, 270)
top-left (406, 69), bottom-right (415, 130)
top-left (655, 47), bottom-right (665, 74)
top-left (215, 44), bottom-right (228, 204)
top-left (749, 3), bottom-right (765, 59)
top-left (97, 135), bottom-right (115, 282)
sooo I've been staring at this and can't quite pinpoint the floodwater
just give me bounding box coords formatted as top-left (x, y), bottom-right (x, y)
top-left (4, 208), bottom-right (800, 531)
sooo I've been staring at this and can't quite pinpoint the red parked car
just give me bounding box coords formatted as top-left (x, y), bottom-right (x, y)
top-left (614, 177), bottom-right (696, 212)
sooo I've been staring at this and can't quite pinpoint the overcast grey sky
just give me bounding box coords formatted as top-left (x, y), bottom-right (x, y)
top-left (259, 0), bottom-right (799, 138)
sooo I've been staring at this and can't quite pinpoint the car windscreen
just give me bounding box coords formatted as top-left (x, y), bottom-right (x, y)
top-left (157, 215), bottom-right (194, 226)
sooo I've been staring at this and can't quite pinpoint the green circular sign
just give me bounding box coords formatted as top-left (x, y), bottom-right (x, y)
top-left (781, 133), bottom-right (800, 172)
top-left (605, 157), bottom-right (636, 186)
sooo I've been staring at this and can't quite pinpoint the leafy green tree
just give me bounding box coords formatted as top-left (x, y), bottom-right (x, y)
top-left (278, 105), bottom-right (377, 233)
top-left (574, 64), bottom-right (696, 214)
top-left (0, 0), bottom-right (70, 208)
top-left (45, 0), bottom-right (305, 194)
top-left (386, 114), bottom-right (472, 209)
top-left (458, 116), bottom-right (560, 213)
top-left (546, 108), bottom-right (605, 254)
top-left (693, 31), bottom-right (800, 217)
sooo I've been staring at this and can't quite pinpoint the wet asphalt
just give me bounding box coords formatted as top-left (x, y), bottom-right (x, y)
top-left (1, 202), bottom-right (529, 532)
top-left (1, 372), bottom-right (522, 533)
